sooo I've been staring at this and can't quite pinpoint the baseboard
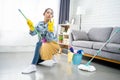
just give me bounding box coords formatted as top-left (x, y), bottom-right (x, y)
top-left (0, 46), bottom-right (35, 52)
top-left (84, 53), bottom-right (120, 64)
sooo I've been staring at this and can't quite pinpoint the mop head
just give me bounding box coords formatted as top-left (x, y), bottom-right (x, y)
top-left (78, 64), bottom-right (96, 72)
top-left (40, 41), bottom-right (61, 60)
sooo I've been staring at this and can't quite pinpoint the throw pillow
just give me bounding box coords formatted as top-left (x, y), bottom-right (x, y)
top-left (88, 27), bottom-right (113, 42)
top-left (72, 30), bottom-right (89, 41)
top-left (109, 27), bottom-right (120, 44)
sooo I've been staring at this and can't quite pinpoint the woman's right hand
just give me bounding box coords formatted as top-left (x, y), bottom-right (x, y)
top-left (27, 19), bottom-right (35, 31)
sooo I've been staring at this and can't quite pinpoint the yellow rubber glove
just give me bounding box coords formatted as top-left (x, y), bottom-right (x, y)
top-left (27, 19), bottom-right (35, 31)
top-left (48, 19), bottom-right (54, 32)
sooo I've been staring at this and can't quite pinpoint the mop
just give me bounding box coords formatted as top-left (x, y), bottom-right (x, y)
top-left (78, 28), bottom-right (120, 72)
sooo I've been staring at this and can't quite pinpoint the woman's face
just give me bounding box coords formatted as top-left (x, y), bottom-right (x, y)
top-left (44, 9), bottom-right (53, 21)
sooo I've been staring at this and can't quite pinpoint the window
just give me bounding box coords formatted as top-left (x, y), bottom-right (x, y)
top-left (0, 0), bottom-right (60, 45)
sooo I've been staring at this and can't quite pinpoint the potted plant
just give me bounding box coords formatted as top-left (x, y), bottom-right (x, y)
top-left (59, 35), bottom-right (63, 43)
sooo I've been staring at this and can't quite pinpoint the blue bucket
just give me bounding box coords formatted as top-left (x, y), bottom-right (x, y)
top-left (72, 50), bottom-right (83, 65)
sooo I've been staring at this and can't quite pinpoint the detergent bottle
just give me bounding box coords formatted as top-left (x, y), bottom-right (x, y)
top-left (67, 46), bottom-right (74, 63)
top-left (72, 50), bottom-right (83, 65)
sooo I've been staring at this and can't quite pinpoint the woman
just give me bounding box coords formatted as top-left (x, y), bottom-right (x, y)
top-left (22, 8), bottom-right (58, 74)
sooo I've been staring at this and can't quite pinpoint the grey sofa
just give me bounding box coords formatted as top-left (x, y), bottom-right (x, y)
top-left (69, 27), bottom-right (120, 64)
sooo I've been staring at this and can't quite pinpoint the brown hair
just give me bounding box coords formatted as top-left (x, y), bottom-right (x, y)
top-left (43, 8), bottom-right (54, 17)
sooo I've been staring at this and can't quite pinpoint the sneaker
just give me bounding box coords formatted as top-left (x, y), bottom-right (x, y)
top-left (22, 64), bottom-right (36, 74)
top-left (39, 60), bottom-right (55, 66)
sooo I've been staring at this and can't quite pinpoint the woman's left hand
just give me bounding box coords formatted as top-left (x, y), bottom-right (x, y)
top-left (48, 19), bottom-right (54, 32)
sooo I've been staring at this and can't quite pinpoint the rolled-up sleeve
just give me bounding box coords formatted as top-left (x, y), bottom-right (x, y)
top-left (29, 30), bottom-right (37, 36)
top-left (29, 22), bottom-right (42, 36)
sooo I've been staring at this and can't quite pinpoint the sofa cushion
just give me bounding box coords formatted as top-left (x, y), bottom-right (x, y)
top-left (88, 27), bottom-right (113, 42)
top-left (72, 30), bottom-right (89, 41)
top-left (93, 42), bottom-right (120, 53)
top-left (109, 27), bottom-right (120, 44)
top-left (72, 41), bottom-right (94, 48)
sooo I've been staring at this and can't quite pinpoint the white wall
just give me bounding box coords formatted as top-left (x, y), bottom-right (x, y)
top-left (70, 0), bottom-right (120, 32)
top-left (0, 0), bottom-right (60, 47)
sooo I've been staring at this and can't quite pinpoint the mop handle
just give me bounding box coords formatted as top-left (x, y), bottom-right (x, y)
top-left (18, 9), bottom-right (27, 20)
top-left (18, 9), bottom-right (42, 40)
top-left (86, 28), bottom-right (120, 66)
